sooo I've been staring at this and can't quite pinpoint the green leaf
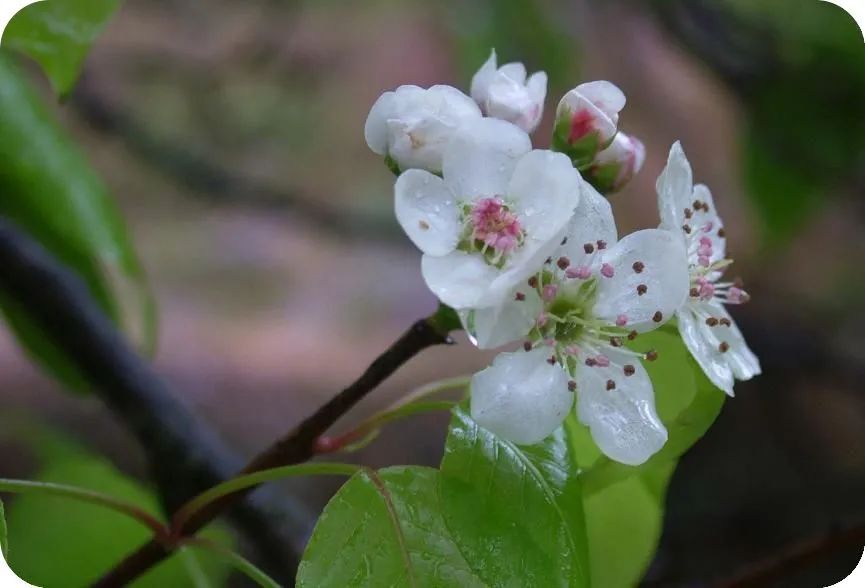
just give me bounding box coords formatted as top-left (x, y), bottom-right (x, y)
top-left (297, 466), bottom-right (485, 588)
top-left (0, 498), bottom-right (7, 559)
top-left (439, 407), bottom-right (590, 587)
top-left (2, 0), bottom-right (121, 96)
top-left (583, 462), bottom-right (676, 588)
top-left (0, 52), bottom-right (155, 393)
top-left (576, 326), bottom-right (726, 495)
top-left (3, 435), bottom-right (232, 587)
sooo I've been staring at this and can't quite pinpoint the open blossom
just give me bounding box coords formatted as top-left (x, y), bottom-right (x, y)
top-left (656, 142), bottom-right (761, 395)
top-left (587, 132), bottom-right (646, 194)
top-left (470, 49), bottom-right (547, 133)
top-left (395, 117), bottom-right (582, 310)
top-left (365, 84), bottom-right (481, 173)
top-left (553, 81), bottom-right (626, 165)
top-left (467, 185), bottom-right (690, 464)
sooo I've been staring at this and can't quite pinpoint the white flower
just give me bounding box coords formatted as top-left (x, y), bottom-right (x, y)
top-left (466, 184), bottom-right (691, 464)
top-left (470, 50), bottom-right (548, 133)
top-left (395, 117), bottom-right (582, 310)
top-left (656, 142), bottom-right (761, 396)
top-left (587, 132), bottom-right (646, 193)
top-left (553, 81), bottom-right (626, 163)
top-left (365, 84), bottom-right (482, 173)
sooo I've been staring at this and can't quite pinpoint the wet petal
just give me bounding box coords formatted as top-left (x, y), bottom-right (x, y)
top-left (421, 251), bottom-right (501, 309)
top-left (677, 302), bottom-right (735, 395)
top-left (364, 90), bottom-right (396, 155)
top-left (461, 286), bottom-right (543, 349)
top-left (656, 141), bottom-right (694, 232)
top-left (509, 150), bottom-right (582, 243)
top-left (470, 50), bottom-right (498, 106)
top-left (471, 348), bottom-right (573, 445)
top-left (395, 170), bottom-right (460, 255)
top-left (556, 181), bottom-right (618, 269)
top-left (575, 349), bottom-right (667, 466)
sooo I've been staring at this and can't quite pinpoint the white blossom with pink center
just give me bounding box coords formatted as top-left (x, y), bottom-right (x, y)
top-left (465, 184), bottom-right (690, 465)
top-left (395, 117), bottom-right (582, 310)
top-left (365, 84), bottom-right (482, 173)
top-left (657, 142), bottom-right (761, 396)
top-left (470, 49), bottom-right (548, 133)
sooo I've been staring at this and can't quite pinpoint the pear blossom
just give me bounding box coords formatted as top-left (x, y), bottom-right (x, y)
top-left (656, 142), bottom-right (761, 396)
top-left (470, 49), bottom-right (548, 133)
top-left (465, 184), bottom-right (690, 464)
top-left (365, 84), bottom-right (482, 173)
top-left (552, 81), bottom-right (626, 166)
top-left (395, 117), bottom-right (582, 310)
top-left (586, 132), bottom-right (646, 194)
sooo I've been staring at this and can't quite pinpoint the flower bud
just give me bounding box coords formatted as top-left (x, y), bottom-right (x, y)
top-left (470, 50), bottom-right (547, 133)
top-left (364, 84), bottom-right (482, 174)
top-left (585, 133), bottom-right (646, 193)
top-left (552, 81), bottom-right (626, 167)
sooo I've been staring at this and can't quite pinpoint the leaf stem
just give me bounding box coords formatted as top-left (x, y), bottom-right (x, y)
top-left (180, 538), bottom-right (281, 588)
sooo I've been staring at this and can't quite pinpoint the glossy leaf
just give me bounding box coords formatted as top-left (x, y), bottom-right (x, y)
top-left (439, 407), bottom-right (590, 587)
top-left (2, 0), bottom-right (121, 96)
top-left (297, 466), bottom-right (484, 588)
top-left (3, 434), bottom-right (231, 587)
top-left (575, 325), bottom-right (725, 495)
top-left (0, 53), bottom-right (154, 393)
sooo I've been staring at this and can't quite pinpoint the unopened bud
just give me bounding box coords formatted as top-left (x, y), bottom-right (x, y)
top-left (584, 133), bottom-right (646, 194)
top-left (552, 81), bottom-right (625, 167)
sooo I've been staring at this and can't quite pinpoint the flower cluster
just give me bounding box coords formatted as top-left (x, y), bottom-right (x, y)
top-left (366, 51), bottom-right (760, 465)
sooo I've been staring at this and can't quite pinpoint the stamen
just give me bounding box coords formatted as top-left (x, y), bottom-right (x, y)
top-left (684, 208), bottom-right (693, 219)
top-left (606, 379), bottom-right (616, 391)
top-left (632, 261), bottom-right (645, 274)
top-left (596, 240), bottom-right (608, 250)
top-left (585, 357), bottom-right (598, 367)
top-left (718, 228), bottom-right (726, 238)
top-left (702, 221), bottom-right (714, 233)
top-left (645, 350), bottom-right (658, 361)
top-left (693, 199), bottom-right (704, 210)
top-left (568, 380), bottom-right (577, 392)
top-left (561, 236), bottom-right (569, 245)
top-left (628, 330), bottom-right (638, 340)
top-left (542, 284), bottom-right (558, 302)
top-left (690, 287), bottom-right (700, 298)
top-left (600, 263), bottom-right (615, 278)
top-left (523, 341), bottom-right (533, 352)
top-left (547, 356), bottom-right (557, 365)
top-left (583, 243), bottom-right (595, 254)
top-left (652, 311), bottom-right (663, 323)
top-left (706, 317), bottom-right (719, 327)
top-left (515, 291), bottom-right (526, 301)
top-left (616, 314), bottom-right (628, 327)
top-left (698, 255), bottom-right (711, 267)
top-left (720, 317), bottom-right (731, 327)
top-left (609, 336), bottom-right (624, 347)
top-left (557, 256), bottom-right (571, 270)
top-left (683, 224), bottom-right (692, 234)
top-left (536, 313), bottom-right (549, 328)
top-left (637, 284), bottom-right (648, 296)
top-left (566, 265), bottom-right (592, 280)
top-left (623, 364), bottom-right (636, 376)
top-left (528, 276), bottom-right (538, 288)
top-left (719, 341), bottom-right (730, 353)
top-left (419, 220), bottom-right (430, 230)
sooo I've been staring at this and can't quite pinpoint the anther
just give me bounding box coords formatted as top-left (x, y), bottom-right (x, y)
top-left (585, 357), bottom-right (598, 367)
top-left (610, 336), bottom-right (624, 347)
top-left (545, 257), bottom-right (553, 265)
top-left (645, 350), bottom-right (658, 361)
top-left (690, 287), bottom-right (700, 298)
top-left (683, 224), bottom-right (692, 234)
top-left (543, 284), bottom-right (558, 302)
top-left (684, 208), bottom-right (693, 219)
top-left (652, 311), bottom-right (663, 323)
top-left (523, 341), bottom-right (532, 352)
top-left (623, 364), bottom-right (636, 377)
top-left (568, 380), bottom-right (577, 392)
top-left (719, 341), bottom-right (730, 353)
top-left (719, 318), bottom-right (731, 327)
top-left (515, 292), bottom-right (526, 301)
top-left (637, 284), bottom-right (648, 296)
top-left (616, 314), bottom-right (628, 327)
top-left (595, 355), bottom-right (611, 368)
top-left (606, 379), bottom-right (616, 391)
top-left (528, 276), bottom-right (538, 288)
top-left (418, 220), bottom-right (430, 230)
top-left (628, 330), bottom-right (638, 341)
top-left (597, 239), bottom-right (608, 250)
top-left (717, 228), bottom-right (726, 238)
top-left (583, 243), bottom-right (595, 254)
top-left (693, 199), bottom-right (704, 210)
top-left (566, 265), bottom-right (592, 280)
top-left (600, 263), bottom-right (615, 278)
top-left (547, 356), bottom-right (557, 365)
top-left (561, 236), bottom-right (568, 245)
top-left (557, 256), bottom-right (571, 270)
top-left (632, 261), bottom-right (645, 274)
top-left (706, 317), bottom-right (719, 327)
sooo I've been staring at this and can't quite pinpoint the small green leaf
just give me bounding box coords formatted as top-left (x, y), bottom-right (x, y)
top-left (439, 407), bottom-right (590, 587)
top-left (0, 52), bottom-right (155, 393)
top-left (2, 0), bottom-right (122, 96)
top-left (297, 466), bottom-right (484, 587)
top-left (0, 498), bottom-right (8, 559)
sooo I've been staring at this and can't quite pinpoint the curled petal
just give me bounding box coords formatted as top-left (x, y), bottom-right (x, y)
top-left (575, 349), bottom-right (667, 465)
top-left (471, 348), bottom-right (573, 445)
top-left (394, 170), bottom-right (460, 255)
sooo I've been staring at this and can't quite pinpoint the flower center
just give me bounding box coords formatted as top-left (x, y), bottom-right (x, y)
top-left (458, 197), bottom-right (525, 267)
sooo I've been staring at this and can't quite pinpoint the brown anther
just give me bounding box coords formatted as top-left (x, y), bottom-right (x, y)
top-left (703, 203), bottom-right (711, 213)
top-left (523, 341), bottom-right (533, 352)
top-left (585, 357), bottom-right (598, 367)
top-left (606, 379), bottom-right (617, 391)
top-left (547, 356), bottom-right (557, 365)
top-left (545, 257), bottom-right (553, 265)
top-left (628, 330), bottom-right (638, 341)
top-left (718, 228), bottom-right (726, 238)
top-left (637, 284), bottom-right (648, 296)
top-left (690, 287), bottom-right (700, 298)
top-left (597, 239), bottom-right (608, 250)
top-left (557, 256), bottom-right (571, 270)
top-left (583, 243), bottom-right (595, 254)
top-left (645, 350), bottom-right (658, 361)
top-left (515, 292), bottom-right (526, 301)
top-left (706, 317), bottom-right (719, 327)
top-left (652, 311), bottom-right (663, 323)
top-left (719, 341), bottom-right (730, 353)
top-left (632, 261), bottom-right (645, 273)
top-left (561, 236), bottom-right (569, 245)
top-left (528, 276), bottom-right (538, 288)
top-left (693, 199), bottom-right (704, 210)
top-left (684, 208), bottom-right (693, 219)
top-left (623, 364), bottom-right (636, 377)
top-left (418, 220), bottom-right (430, 230)
top-left (683, 224), bottom-right (692, 234)
top-left (610, 336), bottom-right (624, 348)
top-left (568, 380), bottom-right (577, 392)
top-left (719, 318), bottom-right (732, 327)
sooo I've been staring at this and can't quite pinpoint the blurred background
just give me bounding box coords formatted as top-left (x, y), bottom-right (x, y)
top-left (2, 0), bottom-right (865, 586)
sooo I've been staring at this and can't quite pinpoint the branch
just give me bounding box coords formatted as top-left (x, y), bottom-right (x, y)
top-left (0, 217), bottom-right (307, 583)
top-left (93, 306), bottom-right (455, 586)
top-left (710, 521), bottom-right (865, 588)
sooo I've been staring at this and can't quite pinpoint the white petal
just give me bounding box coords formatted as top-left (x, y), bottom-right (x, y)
top-left (691, 184), bottom-right (727, 263)
top-left (443, 118), bottom-right (532, 199)
top-left (677, 303), bottom-right (734, 395)
top-left (499, 61), bottom-right (527, 85)
top-left (364, 91), bottom-right (396, 155)
top-left (713, 305), bottom-right (761, 381)
top-left (421, 251), bottom-right (501, 309)
top-left (556, 89), bottom-right (618, 144)
top-left (470, 50), bottom-right (498, 106)
top-left (526, 71), bottom-right (547, 103)
top-left (556, 181), bottom-right (618, 269)
top-left (574, 81), bottom-right (626, 121)
top-left (394, 170), bottom-right (460, 255)
top-left (461, 286), bottom-right (542, 349)
top-left (656, 141), bottom-right (694, 231)
top-left (593, 229), bottom-right (690, 331)
top-left (489, 222), bottom-right (569, 304)
top-left (509, 150), bottom-right (582, 243)
top-left (576, 349), bottom-right (667, 466)
top-left (471, 348), bottom-right (573, 445)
